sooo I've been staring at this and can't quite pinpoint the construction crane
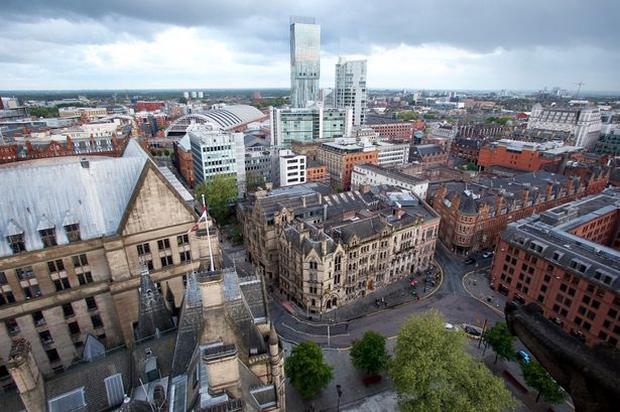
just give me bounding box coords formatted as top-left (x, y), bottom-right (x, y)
top-left (575, 81), bottom-right (585, 98)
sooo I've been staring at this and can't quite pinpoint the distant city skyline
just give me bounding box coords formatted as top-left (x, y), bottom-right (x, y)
top-left (0, 0), bottom-right (618, 91)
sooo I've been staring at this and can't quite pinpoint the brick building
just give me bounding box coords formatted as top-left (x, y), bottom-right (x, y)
top-left (409, 144), bottom-right (449, 167)
top-left (316, 139), bottom-right (378, 190)
top-left (428, 171), bottom-right (607, 254)
top-left (490, 190), bottom-right (620, 349)
top-left (306, 159), bottom-right (328, 182)
top-left (174, 133), bottom-right (195, 187)
top-left (0, 140), bottom-right (220, 378)
top-left (135, 101), bottom-right (165, 112)
top-left (450, 138), bottom-right (483, 163)
top-left (478, 139), bottom-right (582, 172)
top-left (366, 115), bottom-right (414, 140)
top-left (458, 123), bottom-right (511, 139)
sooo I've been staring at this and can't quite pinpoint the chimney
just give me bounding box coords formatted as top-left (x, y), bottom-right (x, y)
top-left (522, 187), bottom-right (529, 205)
top-left (321, 238), bottom-right (328, 255)
top-left (80, 158), bottom-right (89, 168)
top-left (8, 338), bottom-right (46, 412)
top-left (393, 208), bottom-right (406, 220)
top-left (546, 181), bottom-right (553, 199)
top-left (496, 192), bottom-right (504, 213)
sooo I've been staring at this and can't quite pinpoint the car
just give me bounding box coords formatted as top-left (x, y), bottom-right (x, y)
top-left (464, 325), bottom-right (482, 336)
top-left (482, 251), bottom-right (495, 258)
top-left (517, 350), bottom-right (531, 364)
top-left (464, 257), bottom-right (476, 265)
top-left (445, 323), bottom-right (459, 331)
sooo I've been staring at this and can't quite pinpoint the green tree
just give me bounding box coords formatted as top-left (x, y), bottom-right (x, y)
top-left (390, 310), bottom-right (516, 412)
top-left (397, 111), bottom-right (418, 121)
top-left (483, 321), bottom-right (516, 364)
top-left (285, 341), bottom-right (333, 400)
top-left (195, 174), bottom-right (238, 223)
top-left (350, 331), bottom-right (390, 376)
top-left (28, 106), bottom-right (59, 118)
top-left (246, 170), bottom-right (266, 192)
top-left (521, 360), bottom-right (567, 404)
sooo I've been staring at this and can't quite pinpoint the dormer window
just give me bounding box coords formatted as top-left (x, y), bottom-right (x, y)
top-left (39, 228), bottom-right (57, 248)
top-left (65, 224), bottom-right (81, 243)
top-left (7, 233), bottom-right (26, 254)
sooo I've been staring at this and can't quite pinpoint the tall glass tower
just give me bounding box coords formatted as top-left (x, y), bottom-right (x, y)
top-left (290, 16), bottom-right (320, 108)
top-left (335, 58), bottom-right (368, 126)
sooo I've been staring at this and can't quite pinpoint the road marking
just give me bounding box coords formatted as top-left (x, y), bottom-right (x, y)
top-left (462, 271), bottom-right (504, 316)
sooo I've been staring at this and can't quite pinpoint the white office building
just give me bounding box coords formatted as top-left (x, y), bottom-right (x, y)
top-left (335, 58), bottom-right (368, 126)
top-left (527, 103), bottom-right (602, 148)
top-left (290, 17), bottom-right (320, 108)
top-left (278, 149), bottom-right (307, 186)
top-left (188, 123), bottom-right (246, 197)
top-left (351, 164), bottom-right (429, 199)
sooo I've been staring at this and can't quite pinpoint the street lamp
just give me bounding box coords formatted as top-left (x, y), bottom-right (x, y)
top-left (336, 384), bottom-right (343, 412)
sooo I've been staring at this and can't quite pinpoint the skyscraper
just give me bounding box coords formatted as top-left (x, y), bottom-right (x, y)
top-left (290, 16), bottom-right (320, 108)
top-left (335, 58), bottom-right (368, 126)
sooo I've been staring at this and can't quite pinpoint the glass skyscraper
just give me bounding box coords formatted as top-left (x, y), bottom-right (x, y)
top-left (335, 58), bottom-right (368, 126)
top-left (290, 16), bottom-right (320, 108)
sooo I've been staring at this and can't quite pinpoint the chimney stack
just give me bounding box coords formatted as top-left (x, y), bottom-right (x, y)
top-left (8, 338), bottom-right (46, 412)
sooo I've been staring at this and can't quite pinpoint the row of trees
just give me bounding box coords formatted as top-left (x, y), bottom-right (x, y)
top-left (285, 313), bottom-right (567, 410)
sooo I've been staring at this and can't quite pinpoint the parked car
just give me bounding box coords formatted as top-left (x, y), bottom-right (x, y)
top-left (517, 350), bottom-right (531, 364)
top-left (482, 251), bottom-right (495, 258)
top-left (464, 257), bottom-right (476, 265)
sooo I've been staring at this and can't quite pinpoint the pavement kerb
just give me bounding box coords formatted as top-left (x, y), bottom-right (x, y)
top-left (461, 271), bottom-right (505, 316)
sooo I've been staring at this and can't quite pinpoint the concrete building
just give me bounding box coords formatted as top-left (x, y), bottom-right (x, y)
top-left (316, 138), bottom-right (378, 190)
top-left (278, 149), bottom-right (307, 187)
top-left (594, 130), bottom-right (620, 156)
top-left (478, 139), bottom-right (582, 172)
top-left (372, 141), bottom-right (410, 167)
top-left (0, 140), bottom-right (221, 379)
top-left (527, 103), bottom-right (602, 149)
top-left (3, 265), bottom-right (286, 411)
top-left (334, 58), bottom-right (368, 126)
top-left (58, 107), bottom-right (108, 121)
top-left (490, 189), bottom-right (620, 349)
top-left (270, 106), bottom-right (352, 146)
top-left (290, 17), bottom-right (320, 108)
top-left (239, 185), bottom-right (439, 313)
top-left (351, 164), bottom-right (429, 199)
top-left (428, 171), bottom-right (608, 255)
top-left (188, 123), bottom-right (247, 197)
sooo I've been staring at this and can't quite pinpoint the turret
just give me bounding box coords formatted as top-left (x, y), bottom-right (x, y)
top-left (7, 338), bottom-right (46, 412)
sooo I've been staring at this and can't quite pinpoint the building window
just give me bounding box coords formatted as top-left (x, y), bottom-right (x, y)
top-left (39, 228), bottom-right (57, 248)
top-left (47, 259), bottom-right (65, 273)
top-left (39, 330), bottom-right (54, 346)
top-left (137, 243), bottom-right (151, 255)
top-left (157, 239), bottom-right (171, 251)
top-left (77, 272), bottom-right (93, 285)
top-left (72, 254), bottom-right (88, 267)
top-left (32, 311), bottom-right (46, 327)
top-left (177, 234), bottom-right (189, 246)
top-left (62, 303), bottom-right (75, 319)
top-left (22, 284), bottom-right (41, 300)
top-left (160, 255), bottom-right (174, 267)
top-left (16, 266), bottom-right (34, 281)
top-left (7, 234), bottom-right (26, 254)
top-left (64, 224), bottom-right (81, 243)
top-left (46, 349), bottom-right (60, 363)
top-left (179, 250), bottom-right (191, 263)
top-left (85, 296), bottom-right (97, 311)
top-left (68, 322), bottom-right (80, 336)
top-left (91, 315), bottom-right (104, 329)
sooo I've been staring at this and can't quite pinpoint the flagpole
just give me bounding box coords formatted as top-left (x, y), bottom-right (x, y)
top-left (202, 194), bottom-right (215, 272)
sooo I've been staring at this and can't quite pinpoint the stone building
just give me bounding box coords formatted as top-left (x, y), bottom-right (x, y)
top-left (240, 184), bottom-right (439, 313)
top-left (490, 190), bottom-right (620, 349)
top-left (0, 140), bottom-right (221, 379)
top-left (428, 171), bottom-right (607, 255)
top-left (3, 265), bottom-right (285, 411)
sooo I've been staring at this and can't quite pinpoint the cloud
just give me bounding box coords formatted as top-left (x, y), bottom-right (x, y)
top-left (0, 0), bottom-right (618, 90)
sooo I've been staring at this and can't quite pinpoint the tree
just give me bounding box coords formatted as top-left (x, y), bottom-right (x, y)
top-left (521, 360), bottom-right (567, 404)
top-left (28, 106), bottom-right (58, 118)
top-left (350, 331), bottom-right (389, 376)
top-left (195, 174), bottom-right (238, 223)
top-left (246, 170), bottom-right (266, 192)
top-left (285, 341), bottom-right (333, 400)
top-left (390, 310), bottom-right (516, 412)
top-left (483, 321), bottom-right (516, 364)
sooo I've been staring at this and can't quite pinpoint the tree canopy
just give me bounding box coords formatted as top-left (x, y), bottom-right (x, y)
top-left (521, 360), bottom-right (567, 404)
top-left (195, 174), bottom-right (238, 223)
top-left (396, 110), bottom-right (418, 121)
top-left (350, 331), bottom-right (390, 376)
top-left (28, 106), bottom-right (59, 118)
top-left (483, 321), bottom-right (516, 364)
top-left (390, 310), bottom-right (516, 412)
top-left (284, 341), bottom-right (333, 400)
top-left (245, 170), bottom-right (266, 192)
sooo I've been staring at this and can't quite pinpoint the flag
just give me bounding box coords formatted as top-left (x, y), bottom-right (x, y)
top-left (187, 205), bottom-right (208, 234)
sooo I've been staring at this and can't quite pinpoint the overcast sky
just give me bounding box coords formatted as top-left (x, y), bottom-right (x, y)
top-left (1, 0), bottom-right (618, 91)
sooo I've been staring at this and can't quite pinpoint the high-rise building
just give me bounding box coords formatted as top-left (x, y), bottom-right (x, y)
top-left (270, 106), bottom-right (352, 146)
top-left (188, 123), bottom-right (247, 197)
top-left (527, 103), bottom-right (602, 149)
top-left (335, 58), bottom-right (368, 126)
top-left (290, 17), bottom-right (320, 108)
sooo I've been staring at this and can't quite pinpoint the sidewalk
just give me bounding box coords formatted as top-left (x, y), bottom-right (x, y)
top-left (463, 270), bottom-right (506, 314)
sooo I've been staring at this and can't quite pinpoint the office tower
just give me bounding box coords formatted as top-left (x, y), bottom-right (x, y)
top-left (290, 16), bottom-right (320, 108)
top-left (335, 58), bottom-right (368, 127)
top-left (270, 106), bottom-right (352, 145)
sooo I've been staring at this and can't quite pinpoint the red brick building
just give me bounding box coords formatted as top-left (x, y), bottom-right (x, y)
top-left (306, 160), bottom-right (328, 183)
top-left (428, 170), bottom-right (607, 254)
top-left (478, 139), bottom-right (582, 172)
top-left (450, 138), bottom-right (483, 163)
top-left (489, 190), bottom-right (620, 349)
top-left (135, 101), bottom-right (165, 112)
top-left (366, 115), bottom-right (414, 141)
top-left (174, 134), bottom-right (195, 187)
top-left (409, 144), bottom-right (449, 167)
